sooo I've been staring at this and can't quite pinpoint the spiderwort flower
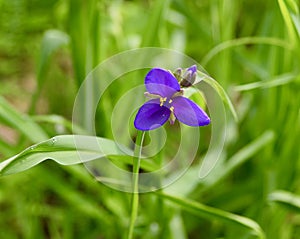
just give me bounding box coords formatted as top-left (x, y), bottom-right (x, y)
top-left (134, 66), bottom-right (210, 131)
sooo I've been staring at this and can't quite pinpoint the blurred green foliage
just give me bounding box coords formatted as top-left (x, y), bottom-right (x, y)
top-left (0, 0), bottom-right (299, 238)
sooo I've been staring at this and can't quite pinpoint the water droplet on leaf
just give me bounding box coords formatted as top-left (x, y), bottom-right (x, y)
top-left (51, 137), bottom-right (57, 144)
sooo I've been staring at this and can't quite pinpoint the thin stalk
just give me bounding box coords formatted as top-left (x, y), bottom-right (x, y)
top-left (155, 133), bottom-right (167, 237)
top-left (127, 130), bottom-right (145, 239)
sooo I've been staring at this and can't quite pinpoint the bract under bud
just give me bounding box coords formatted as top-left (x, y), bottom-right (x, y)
top-left (173, 68), bottom-right (182, 81)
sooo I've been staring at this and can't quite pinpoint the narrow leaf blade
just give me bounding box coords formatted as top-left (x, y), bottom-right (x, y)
top-left (0, 96), bottom-right (48, 143)
top-left (158, 192), bottom-right (266, 239)
top-left (196, 71), bottom-right (238, 121)
top-left (0, 135), bottom-right (132, 176)
top-left (269, 190), bottom-right (300, 213)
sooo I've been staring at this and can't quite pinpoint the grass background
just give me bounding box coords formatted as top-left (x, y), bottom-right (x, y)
top-left (0, 0), bottom-right (299, 238)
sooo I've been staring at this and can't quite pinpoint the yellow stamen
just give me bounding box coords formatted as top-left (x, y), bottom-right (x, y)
top-left (144, 92), bottom-right (161, 99)
top-left (170, 106), bottom-right (174, 112)
top-left (160, 97), bottom-right (167, 106)
top-left (168, 99), bottom-right (173, 103)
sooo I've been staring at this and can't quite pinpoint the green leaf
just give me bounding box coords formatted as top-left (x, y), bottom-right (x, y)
top-left (157, 192), bottom-right (266, 239)
top-left (0, 135), bottom-right (133, 176)
top-left (0, 135), bottom-right (158, 176)
top-left (0, 96), bottom-right (48, 143)
top-left (269, 190), bottom-right (300, 213)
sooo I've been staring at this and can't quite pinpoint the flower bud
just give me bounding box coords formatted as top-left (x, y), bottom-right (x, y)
top-left (173, 68), bottom-right (182, 81)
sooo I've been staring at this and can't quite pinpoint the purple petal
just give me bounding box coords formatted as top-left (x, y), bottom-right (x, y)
top-left (172, 96), bottom-right (210, 127)
top-left (145, 68), bottom-right (180, 97)
top-left (134, 99), bottom-right (171, 131)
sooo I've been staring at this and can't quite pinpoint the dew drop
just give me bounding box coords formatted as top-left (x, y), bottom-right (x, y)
top-left (29, 146), bottom-right (35, 150)
top-left (51, 137), bottom-right (57, 145)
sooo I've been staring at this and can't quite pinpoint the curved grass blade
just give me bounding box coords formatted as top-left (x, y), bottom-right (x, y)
top-left (0, 96), bottom-right (48, 143)
top-left (0, 135), bottom-right (135, 176)
top-left (196, 70), bottom-right (238, 121)
top-left (233, 73), bottom-right (299, 91)
top-left (158, 193), bottom-right (266, 239)
top-left (32, 114), bottom-right (88, 135)
top-left (201, 37), bottom-right (292, 67)
top-left (269, 190), bottom-right (300, 213)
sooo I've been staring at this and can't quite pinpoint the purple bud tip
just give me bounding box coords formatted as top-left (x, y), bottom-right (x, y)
top-left (188, 65), bottom-right (197, 75)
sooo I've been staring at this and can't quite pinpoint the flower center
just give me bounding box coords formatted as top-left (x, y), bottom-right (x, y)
top-left (159, 97), bottom-right (167, 106)
top-left (159, 97), bottom-right (174, 113)
top-left (158, 96), bottom-right (176, 124)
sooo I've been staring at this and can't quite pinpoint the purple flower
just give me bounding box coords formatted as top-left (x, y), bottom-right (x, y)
top-left (134, 67), bottom-right (210, 131)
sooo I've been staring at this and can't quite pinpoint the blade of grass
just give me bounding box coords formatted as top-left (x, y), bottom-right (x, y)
top-left (0, 135), bottom-right (134, 176)
top-left (278, 0), bottom-right (300, 46)
top-left (233, 72), bottom-right (299, 91)
top-left (201, 37), bottom-right (292, 67)
top-left (0, 135), bottom-right (157, 176)
top-left (32, 114), bottom-right (88, 135)
top-left (196, 70), bottom-right (238, 121)
top-left (36, 166), bottom-right (112, 223)
top-left (169, 212), bottom-right (187, 239)
top-left (140, 0), bottom-right (170, 47)
top-left (127, 131), bottom-right (145, 239)
top-left (0, 96), bottom-right (48, 143)
top-left (0, 138), bottom-right (15, 157)
top-left (68, 0), bottom-right (87, 87)
top-left (30, 29), bottom-right (69, 113)
top-left (157, 192), bottom-right (266, 239)
top-left (269, 190), bottom-right (300, 213)
top-left (68, 0), bottom-right (103, 87)
top-left (202, 130), bottom-right (275, 189)
top-left (37, 30), bottom-right (69, 82)
top-left (166, 131), bottom-right (275, 196)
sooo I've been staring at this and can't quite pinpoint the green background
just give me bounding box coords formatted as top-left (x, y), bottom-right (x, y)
top-left (0, 0), bottom-right (299, 238)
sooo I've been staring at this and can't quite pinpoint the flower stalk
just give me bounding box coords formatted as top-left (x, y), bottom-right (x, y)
top-left (127, 130), bottom-right (145, 239)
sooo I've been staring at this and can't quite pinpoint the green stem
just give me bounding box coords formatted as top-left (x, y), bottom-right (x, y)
top-left (127, 130), bottom-right (145, 239)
